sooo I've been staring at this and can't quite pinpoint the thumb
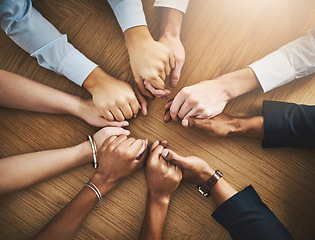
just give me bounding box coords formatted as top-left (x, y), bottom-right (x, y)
top-left (161, 149), bottom-right (185, 168)
top-left (170, 61), bottom-right (183, 88)
top-left (182, 118), bottom-right (210, 131)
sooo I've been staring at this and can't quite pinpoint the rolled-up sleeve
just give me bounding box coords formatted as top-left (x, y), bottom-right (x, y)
top-left (249, 25), bottom-right (315, 92)
top-left (107, 0), bottom-right (147, 33)
top-left (154, 0), bottom-right (189, 13)
top-left (0, 0), bottom-right (97, 86)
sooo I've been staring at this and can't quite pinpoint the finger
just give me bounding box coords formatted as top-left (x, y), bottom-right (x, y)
top-left (170, 93), bottom-right (186, 121)
top-left (169, 52), bottom-right (176, 69)
top-left (149, 145), bottom-right (165, 165)
top-left (110, 107), bottom-right (125, 122)
top-left (164, 62), bottom-right (171, 77)
top-left (150, 141), bottom-right (160, 151)
top-left (163, 109), bottom-right (171, 123)
top-left (134, 140), bottom-right (149, 170)
top-left (149, 76), bottom-right (165, 90)
top-left (145, 81), bottom-right (170, 98)
top-left (101, 135), bottom-right (118, 149)
top-left (186, 118), bottom-right (211, 131)
top-left (160, 140), bottom-right (168, 148)
top-left (170, 59), bottom-right (184, 88)
top-left (120, 137), bottom-right (136, 147)
top-left (136, 78), bottom-right (155, 99)
top-left (109, 135), bottom-right (128, 149)
top-left (129, 138), bottom-right (146, 157)
top-left (159, 69), bottom-right (166, 82)
top-left (103, 119), bottom-right (129, 127)
top-left (133, 86), bottom-right (148, 116)
top-left (119, 103), bottom-right (134, 120)
top-left (101, 109), bottom-right (115, 122)
top-left (136, 139), bottom-right (148, 158)
top-left (103, 127), bottom-right (131, 137)
top-left (165, 99), bottom-right (174, 109)
top-left (161, 149), bottom-right (185, 168)
top-left (177, 100), bottom-right (193, 120)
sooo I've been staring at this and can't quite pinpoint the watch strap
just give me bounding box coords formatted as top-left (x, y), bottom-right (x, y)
top-left (197, 170), bottom-right (223, 197)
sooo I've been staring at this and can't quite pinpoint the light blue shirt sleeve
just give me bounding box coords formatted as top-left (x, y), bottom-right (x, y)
top-left (0, 0), bottom-right (98, 86)
top-left (107, 0), bottom-right (189, 33)
top-left (107, 0), bottom-right (147, 33)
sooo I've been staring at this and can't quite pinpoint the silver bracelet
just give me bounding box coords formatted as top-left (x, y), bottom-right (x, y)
top-left (87, 135), bottom-right (98, 168)
top-left (84, 181), bottom-right (103, 208)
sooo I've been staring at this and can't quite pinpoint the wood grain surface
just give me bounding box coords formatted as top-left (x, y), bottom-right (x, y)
top-left (0, 0), bottom-right (314, 239)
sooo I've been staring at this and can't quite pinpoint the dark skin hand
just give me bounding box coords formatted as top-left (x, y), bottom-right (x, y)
top-left (164, 100), bottom-right (264, 140)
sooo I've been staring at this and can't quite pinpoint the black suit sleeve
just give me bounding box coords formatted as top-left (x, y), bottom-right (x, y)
top-left (262, 100), bottom-right (315, 149)
top-left (211, 185), bottom-right (292, 240)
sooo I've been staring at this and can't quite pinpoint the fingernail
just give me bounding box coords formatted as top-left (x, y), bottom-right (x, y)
top-left (162, 149), bottom-right (169, 158)
top-left (126, 130), bottom-right (130, 135)
top-left (134, 114), bottom-right (137, 118)
top-left (182, 119), bottom-right (188, 127)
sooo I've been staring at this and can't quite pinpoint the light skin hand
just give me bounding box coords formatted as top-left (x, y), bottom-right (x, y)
top-left (75, 99), bottom-right (130, 127)
top-left (164, 68), bottom-right (261, 123)
top-left (83, 67), bottom-right (141, 121)
top-left (182, 113), bottom-right (265, 139)
top-left (133, 86), bottom-right (148, 116)
top-left (158, 8), bottom-right (185, 88)
top-left (125, 26), bottom-right (175, 98)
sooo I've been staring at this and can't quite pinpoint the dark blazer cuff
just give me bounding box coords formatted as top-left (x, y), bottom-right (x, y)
top-left (211, 185), bottom-right (259, 228)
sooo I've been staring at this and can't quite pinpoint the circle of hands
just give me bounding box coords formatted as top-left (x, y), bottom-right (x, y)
top-left (90, 37), bottom-right (223, 200)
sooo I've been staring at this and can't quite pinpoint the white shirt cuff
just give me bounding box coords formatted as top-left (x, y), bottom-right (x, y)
top-left (248, 50), bottom-right (295, 92)
top-left (57, 48), bottom-right (98, 86)
top-left (154, 0), bottom-right (189, 13)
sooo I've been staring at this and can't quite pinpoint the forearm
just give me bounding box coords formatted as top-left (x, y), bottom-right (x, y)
top-left (0, 70), bottom-right (84, 116)
top-left (232, 116), bottom-right (264, 139)
top-left (210, 179), bottom-right (238, 207)
top-left (0, 141), bottom-right (92, 194)
top-left (125, 26), bottom-right (153, 49)
top-left (0, 0), bottom-right (97, 85)
top-left (159, 8), bottom-right (183, 38)
top-left (140, 193), bottom-right (170, 240)
top-left (218, 68), bottom-right (262, 101)
top-left (35, 174), bottom-right (116, 240)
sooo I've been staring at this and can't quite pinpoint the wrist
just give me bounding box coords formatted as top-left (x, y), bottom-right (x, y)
top-left (124, 26), bottom-right (153, 49)
top-left (147, 192), bottom-right (171, 207)
top-left (232, 116), bottom-right (264, 139)
top-left (159, 8), bottom-right (183, 38)
top-left (220, 68), bottom-right (260, 100)
top-left (78, 141), bottom-right (93, 163)
top-left (90, 173), bottom-right (117, 197)
top-left (82, 67), bottom-right (111, 94)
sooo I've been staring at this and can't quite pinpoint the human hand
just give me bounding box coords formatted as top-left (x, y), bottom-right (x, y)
top-left (92, 127), bottom-right (130, 150)
top-left (161, 149), bottom-right (214, 186)
top-left (145, 141), bottom-right (182, 201)
top-left (77, 99), bottom-right (130, 127)
top-left (182, 113), bottom-right (238, 137)
top-left (125, 26), bottom-right (175, 98)
top-left (159, 35), bottom-right (185, 88)
top-left (164, 79), bottom-right (230, 123)
top-left (182, 113), bottom-right (265, 139)
top-left (83, 67), bottom-right (141, 121)
top-left (95, 135), bottom-right (149, 186)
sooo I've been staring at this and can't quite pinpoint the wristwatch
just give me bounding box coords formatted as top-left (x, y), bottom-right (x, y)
top-left (197, 170), bottom-right (223, 197)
